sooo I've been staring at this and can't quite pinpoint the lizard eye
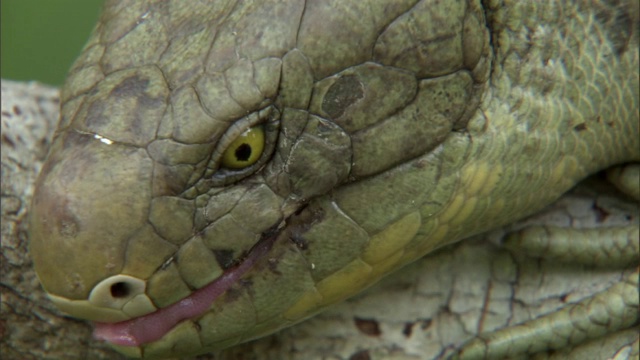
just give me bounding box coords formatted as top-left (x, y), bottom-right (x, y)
top-left (205, 106), bottom-right (280, 186)
top-left (221, 126), bottom-right (265, 169)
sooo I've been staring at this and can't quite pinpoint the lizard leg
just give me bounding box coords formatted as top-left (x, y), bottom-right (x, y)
top-left (452, 267), bottom-right (638, 359)
top-left (452, 168), bottom-right (640, 359)
top-left (503, 225), bottom-right (638, 268)
top-left (530, 327), bottom-right (639, 360)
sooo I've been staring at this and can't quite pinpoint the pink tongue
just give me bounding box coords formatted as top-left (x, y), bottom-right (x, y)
top-left (93, 238), bottom-right (273, 346)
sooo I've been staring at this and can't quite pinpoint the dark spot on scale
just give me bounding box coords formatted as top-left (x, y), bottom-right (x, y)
top-left (354, 317), bottom-right (381, 336)
top-left (267, 257), bottom-right (283, 275)
top-left (213, 249), bottom-right (236, 270)
top-left (111, 75), bottom-right (150, 98)
top-left (322, 75), bottom-right (364, 119)
top-left (238, 278), bottom-right (253, 288)
top-left (282, 205), bottom-right (325, 250)
top-left (603, 7), bottom-right (634, 55)
top-left (222, 284), bottom-right (245, 303)
top-left (85, 100), bottom-right (109, 128)
top-left (12, 106), bottom-right (22, 115)
top-left (290, 233), bottom-right (308, 250)
top-left (573, 123), bottom-right (587, 132)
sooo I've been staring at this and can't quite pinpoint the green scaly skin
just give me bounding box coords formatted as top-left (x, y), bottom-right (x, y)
top-left (28, 0), bottom-right (639, 358)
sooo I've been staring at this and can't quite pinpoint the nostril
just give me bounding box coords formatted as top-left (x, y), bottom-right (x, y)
top-left (86, 274), bottom-right (157, 318)
top-left (110, 282), bottom-right (130, 298)
top-left (89, 274), bottom-right (153, 314)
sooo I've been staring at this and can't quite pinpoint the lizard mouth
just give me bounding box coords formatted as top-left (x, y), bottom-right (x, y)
top-left (93, 229), bottom-right (279, 347)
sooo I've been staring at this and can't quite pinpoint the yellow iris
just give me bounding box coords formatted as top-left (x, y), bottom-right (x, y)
top-left (221, 126), bottom-right (265, 169)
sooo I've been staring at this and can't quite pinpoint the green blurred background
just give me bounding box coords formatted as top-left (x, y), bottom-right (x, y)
top-left (1, 0), bottom-right (105, 86)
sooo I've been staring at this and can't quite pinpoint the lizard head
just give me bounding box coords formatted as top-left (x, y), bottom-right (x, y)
top-left (28, 1), bottom-right (490, 358)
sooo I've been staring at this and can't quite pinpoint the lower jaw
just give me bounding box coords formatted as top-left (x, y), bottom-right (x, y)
top-left (93, 229), bottom-right (279, 346)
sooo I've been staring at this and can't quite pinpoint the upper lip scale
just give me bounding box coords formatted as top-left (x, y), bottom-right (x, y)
top-left (92, 230), bottom-right (279, 347)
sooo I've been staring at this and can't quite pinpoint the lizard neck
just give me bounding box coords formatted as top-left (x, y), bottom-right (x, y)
top-left (480, 0), bottom-right (639, 167)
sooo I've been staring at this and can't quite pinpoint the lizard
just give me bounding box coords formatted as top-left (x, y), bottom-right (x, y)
top-left (27, 0), bottom-right (639, 359)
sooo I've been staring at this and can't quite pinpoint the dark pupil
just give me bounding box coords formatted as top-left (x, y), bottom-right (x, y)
top-left (235, 143), bottom-right (252, 161)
